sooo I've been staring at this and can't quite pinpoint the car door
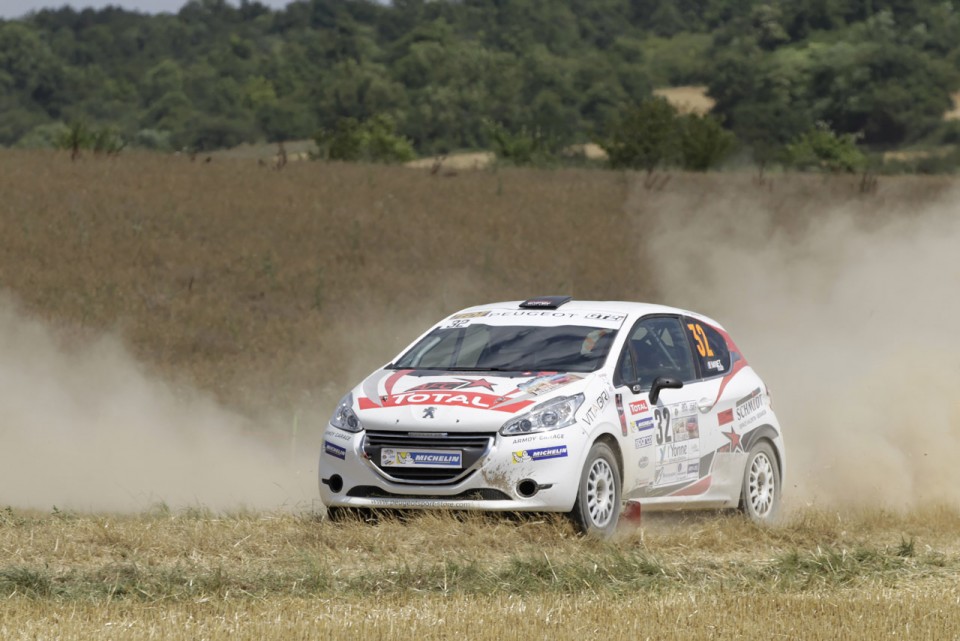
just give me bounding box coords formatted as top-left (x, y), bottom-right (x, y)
top-left (614, 315), bottom-right (715, 500)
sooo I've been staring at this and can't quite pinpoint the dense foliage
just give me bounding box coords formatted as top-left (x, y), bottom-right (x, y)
top-left (2, 0), bottom-right (959, 163)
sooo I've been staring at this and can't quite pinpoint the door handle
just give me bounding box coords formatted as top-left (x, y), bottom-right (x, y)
top-left (697, 398), bottom-right (714, 413)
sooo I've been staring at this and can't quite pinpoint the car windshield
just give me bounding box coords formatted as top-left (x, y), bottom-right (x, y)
top-left (391, 324), bottom-right (618, 373)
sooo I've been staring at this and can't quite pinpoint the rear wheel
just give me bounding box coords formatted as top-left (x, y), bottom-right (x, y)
top-left (569, 442), bottom-right (621, 538)
top-left (740, 442), bottom-right (781, 523)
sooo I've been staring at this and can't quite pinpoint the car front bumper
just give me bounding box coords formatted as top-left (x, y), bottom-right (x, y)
top-left (318, 424), bottom-right (590, 512)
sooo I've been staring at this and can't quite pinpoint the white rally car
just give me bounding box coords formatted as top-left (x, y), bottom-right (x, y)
top-left (319, 297), bottom-right (785, 537)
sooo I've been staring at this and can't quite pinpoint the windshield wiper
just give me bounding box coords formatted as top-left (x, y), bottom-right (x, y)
top-left (437, 366), bottom-right (515, 372)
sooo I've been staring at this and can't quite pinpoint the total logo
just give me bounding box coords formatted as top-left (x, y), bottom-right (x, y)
top-left (361, 391), bottom-right (533, 413)
top-left (629, 400), bottom-right (649, 414)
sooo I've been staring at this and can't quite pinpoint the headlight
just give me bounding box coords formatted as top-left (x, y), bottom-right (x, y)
top-left (330, 392), bottom-right (363, 432)
top-left (500, 394), bottom-right (584, 436)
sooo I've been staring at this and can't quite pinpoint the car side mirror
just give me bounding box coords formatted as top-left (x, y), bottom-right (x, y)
top-left (649, 376), bottom-right (683, 405)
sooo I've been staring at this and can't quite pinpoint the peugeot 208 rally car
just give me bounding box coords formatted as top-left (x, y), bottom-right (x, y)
top-left (319, 297), bottom-right (785, 537)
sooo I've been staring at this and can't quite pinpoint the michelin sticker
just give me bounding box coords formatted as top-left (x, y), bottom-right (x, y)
top-left (324, 441), bottom-right (346, 460)
top-left (633, 416), bottom-right (654, 433)
top-left (382, 448), bottom-right (462, 468)
top-left (512, 445), bottom-right (568, 464)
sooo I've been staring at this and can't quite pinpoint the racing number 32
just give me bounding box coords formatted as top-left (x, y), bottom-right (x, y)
top-left (655, 408), bottom-right (671, 445)
top-left (687, 323), bottom-right (714, 358)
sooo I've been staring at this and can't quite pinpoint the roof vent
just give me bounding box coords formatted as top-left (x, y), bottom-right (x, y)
top-left (519, 296), bottom-right (572, 310)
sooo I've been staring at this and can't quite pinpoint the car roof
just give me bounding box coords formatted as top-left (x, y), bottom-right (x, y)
top-left (452, 299), bottom-right (722, 326)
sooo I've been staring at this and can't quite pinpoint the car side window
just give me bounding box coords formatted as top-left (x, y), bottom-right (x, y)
top-left (684, 318), bottom-right (731, 377)
top-left (618, 316), bottom-right (697, 390)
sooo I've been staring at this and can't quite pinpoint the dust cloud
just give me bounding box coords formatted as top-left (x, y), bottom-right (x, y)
top-left (0, 298), bottom-right (316, 512)
top-left (633, 178), bottom-right (960, 510)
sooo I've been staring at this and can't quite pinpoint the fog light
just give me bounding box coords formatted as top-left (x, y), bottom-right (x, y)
top-left (323, 475), bottom-right (343, 493)
top-left (517, 479), bottom-right (539, 498)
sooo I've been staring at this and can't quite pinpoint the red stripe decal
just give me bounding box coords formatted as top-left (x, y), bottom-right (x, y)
top-left (358, 397), bottom-right (381, 410)
top-left (383, 369), bottom-right (413, 397)
top-left (711, 324), bottom-right (749, 404)
top-left (671, 475), bottom-right (712, 497)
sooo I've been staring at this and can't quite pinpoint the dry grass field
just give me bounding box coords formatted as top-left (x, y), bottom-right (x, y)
top-left (2, 150), bottom-right (954, 412)
top-left (0, 151), bottom-right (652, 415)
top-left (2, 506), bottom-right (960, 639)
top-left (2, 150), bottom-right (960, 638)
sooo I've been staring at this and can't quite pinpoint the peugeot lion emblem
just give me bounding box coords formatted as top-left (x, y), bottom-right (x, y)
top-left (422, 407), bottom-right (436, 419)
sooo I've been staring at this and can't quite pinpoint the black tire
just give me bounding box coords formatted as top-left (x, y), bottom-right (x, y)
top-left (739, 441), bottom-right (781, 523)
top-left (568, 441), bottom-right (622, 538)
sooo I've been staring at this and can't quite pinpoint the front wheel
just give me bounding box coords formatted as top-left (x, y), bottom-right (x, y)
top-left (568, 441), bottom-right (621, 538)
top-left (739, 441), bottom-right (781, 523)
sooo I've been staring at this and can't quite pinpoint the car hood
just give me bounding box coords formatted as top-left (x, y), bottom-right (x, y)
top-left (353, 369), bottom-right (594, 432)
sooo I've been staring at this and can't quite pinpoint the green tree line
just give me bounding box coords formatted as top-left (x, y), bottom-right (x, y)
top-left (1, 0), bottom-right (959, 165)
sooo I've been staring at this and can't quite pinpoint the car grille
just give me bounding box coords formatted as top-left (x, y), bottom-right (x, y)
top-left (346, 486), bottom-right (511, 501)
top-left (362, 430), bottom-right (495, 485)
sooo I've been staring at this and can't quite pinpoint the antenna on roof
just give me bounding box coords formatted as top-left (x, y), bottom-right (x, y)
top-left (519, 296), bottom-right (573, 310)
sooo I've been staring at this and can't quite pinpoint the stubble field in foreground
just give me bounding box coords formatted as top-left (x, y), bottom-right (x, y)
top-left (2, 507), bottom-right (960, 640)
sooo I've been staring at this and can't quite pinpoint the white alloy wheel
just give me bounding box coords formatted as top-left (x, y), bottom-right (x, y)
top-left (586, 458), bottom-right (617, 527)
top-left (740, 442), bottom-right (781, 523)
top-left (569, 442), bottom-right (621, 538)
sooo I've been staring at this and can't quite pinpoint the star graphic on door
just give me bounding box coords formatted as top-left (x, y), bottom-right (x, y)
top-left (720, 426), bottom-right (742, 453)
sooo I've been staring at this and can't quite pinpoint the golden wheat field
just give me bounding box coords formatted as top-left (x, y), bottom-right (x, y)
top-left (2, 150), bottom-right (960, 638)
